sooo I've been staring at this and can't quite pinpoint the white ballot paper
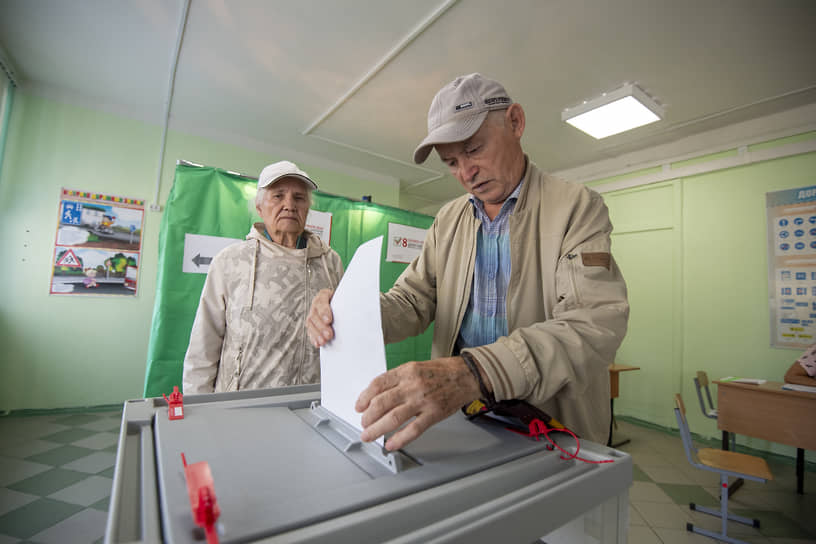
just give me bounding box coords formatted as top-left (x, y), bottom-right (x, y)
top-left (320, 236), bottom-right (387, 444)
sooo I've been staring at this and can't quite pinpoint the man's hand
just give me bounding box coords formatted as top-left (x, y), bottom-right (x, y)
top-left (355, 356), bottom-right (484, 451)
top-left (306, 289), bottom-right (335, 347)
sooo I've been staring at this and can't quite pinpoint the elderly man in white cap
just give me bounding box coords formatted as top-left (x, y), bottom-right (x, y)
top-left (184, 161), bottom-right (343, 394)
top-left (308, 74), bottom-right (629, 450)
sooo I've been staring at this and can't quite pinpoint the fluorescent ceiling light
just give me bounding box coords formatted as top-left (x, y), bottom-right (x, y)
top-left (562, 83), bottom-right (664, 139)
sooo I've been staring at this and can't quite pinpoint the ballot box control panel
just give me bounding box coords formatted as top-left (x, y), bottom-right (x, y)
top-left (105, 385), bottom-right (631, 544)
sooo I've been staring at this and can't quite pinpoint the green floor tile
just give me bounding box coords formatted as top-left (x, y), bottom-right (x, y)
top-left (97, 466), bottom-right (115, 478)
top-left (8, 468), bottom-right (89, 496)
top-left (632, 464), bottom-right (651, 482)
top-left (54, 414), bottom-right (103, 426)
top-left (40, 428), bottom-right (97, 444)
top-left (104, 443), bottom-right (119, 453)
top-left (0, 498), bottom-right (83, 538)
top-left (657, 483), bottom-right (719, 508)
top-left (732, 509), bottom-right (816, 539)
top-left (90, 495), bottom-right (109, 512)
top-left (26, 445), bottom-right (96, 467)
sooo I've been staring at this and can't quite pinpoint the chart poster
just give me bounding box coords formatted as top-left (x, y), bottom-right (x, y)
top-left (50, 188), bottom-right (145, 296)
top-left (385, 223), bottom-right (427, 264)
top-left (767, 185), bottom-right (816, 348)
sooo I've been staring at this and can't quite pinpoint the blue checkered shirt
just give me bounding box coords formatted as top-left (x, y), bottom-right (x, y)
top-left (456, 180), bottom-right (523, 351)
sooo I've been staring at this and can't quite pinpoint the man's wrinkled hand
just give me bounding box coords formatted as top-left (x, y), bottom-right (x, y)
top-left (355, 356), bottom-right (482, 451)
top-left (306, 289), bottom-right (335, 347)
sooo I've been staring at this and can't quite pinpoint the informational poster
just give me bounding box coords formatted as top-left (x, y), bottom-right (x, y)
top-left (385, 222), bottom-right (427, 263)
top-left (306, 209), bottom-right (332, 245)
top-left (767, 185), bottom-right (816, 348)
top-left (50, 188), bottom-right (145, 296)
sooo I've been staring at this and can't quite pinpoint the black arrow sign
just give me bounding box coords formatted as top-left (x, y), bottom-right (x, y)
top-left (192, 254), bottom-right (212, 267)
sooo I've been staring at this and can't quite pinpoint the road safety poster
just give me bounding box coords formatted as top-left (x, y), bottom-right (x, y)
top-left (767, 185), bottom-right (816, 348)
top-left (50, 188), bottom-right (145, 296)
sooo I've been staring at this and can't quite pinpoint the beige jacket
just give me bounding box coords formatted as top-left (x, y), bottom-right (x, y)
top-left (380, 160), bottom-right (629, 443)
top-left (183, 223), bottom-right (343, 394)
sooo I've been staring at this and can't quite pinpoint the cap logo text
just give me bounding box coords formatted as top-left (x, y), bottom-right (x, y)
top-left (455, 101), bottom-right (473, 111)
top-left (485, 96), bottom-right (511, 106)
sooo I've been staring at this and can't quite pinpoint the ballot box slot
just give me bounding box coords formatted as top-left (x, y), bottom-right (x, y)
top-left (306, 402), bottom-right (418, 477)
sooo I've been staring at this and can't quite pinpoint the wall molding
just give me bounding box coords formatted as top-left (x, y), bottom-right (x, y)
top-left (592, 138), bottom-right (816, 194)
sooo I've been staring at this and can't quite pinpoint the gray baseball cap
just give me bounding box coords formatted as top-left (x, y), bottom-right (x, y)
top-left (413, 73), bottom-right (512, 164)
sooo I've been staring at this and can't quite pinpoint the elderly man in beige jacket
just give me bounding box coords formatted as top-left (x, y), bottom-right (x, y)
top-left (308, 74), bottom-right (629, 450)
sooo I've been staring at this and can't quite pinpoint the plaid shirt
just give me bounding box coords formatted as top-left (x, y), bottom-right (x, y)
top-left (456, 180), bottom-right (523, 351)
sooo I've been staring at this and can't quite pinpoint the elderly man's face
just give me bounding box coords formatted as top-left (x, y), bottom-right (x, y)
top-left (256, 177), bottom-right (310, 245)
top-left (435, 105), bottom-right (525, 212)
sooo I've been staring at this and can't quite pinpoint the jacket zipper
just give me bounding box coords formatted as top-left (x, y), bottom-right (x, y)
top-left (234, 345), bottom-right (243, 391)
top-left (297, 259), bottom-right (311, 384)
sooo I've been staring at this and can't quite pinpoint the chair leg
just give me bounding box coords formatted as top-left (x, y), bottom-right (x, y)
top-left (686, 474), bottom-right (760, 544)
top-left (727, 477), bottom-right (744, 497)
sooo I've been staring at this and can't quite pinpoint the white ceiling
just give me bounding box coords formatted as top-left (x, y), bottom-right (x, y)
top-left (2, 0), bottom-right (816, 213)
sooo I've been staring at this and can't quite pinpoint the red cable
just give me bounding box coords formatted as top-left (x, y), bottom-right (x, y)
top-left (507, 420), bottom-right (614, 464)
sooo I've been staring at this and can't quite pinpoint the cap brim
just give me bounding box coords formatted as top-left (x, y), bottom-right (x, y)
top-left (413, 110), bottom-right (489, 164)
top-left (259, 174), bottom-right (318, 191)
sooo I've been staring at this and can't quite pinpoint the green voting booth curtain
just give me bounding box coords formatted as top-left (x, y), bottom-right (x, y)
top-left (143, 162), bottom-right (434, 398)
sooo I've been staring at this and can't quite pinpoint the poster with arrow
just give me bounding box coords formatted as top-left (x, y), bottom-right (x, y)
top-left (182, 233), bottom-right (242, 274)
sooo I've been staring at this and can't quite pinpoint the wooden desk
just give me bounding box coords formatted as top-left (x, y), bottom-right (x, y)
top-left (608, 364), bottom-right (640, 447)
top-left (715, 380), bottom-right (816, 494)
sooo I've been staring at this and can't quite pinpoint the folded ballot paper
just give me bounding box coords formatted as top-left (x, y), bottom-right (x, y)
top-left (319, 236), bottom-right (388, 445)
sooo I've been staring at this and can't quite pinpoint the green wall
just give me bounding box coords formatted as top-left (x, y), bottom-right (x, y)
top-left (0, 91), bottom-right (400, 411)
top-left (602, 144), bottom-right (816, 461)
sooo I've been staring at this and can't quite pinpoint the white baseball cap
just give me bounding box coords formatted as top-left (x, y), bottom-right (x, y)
top-left (413, 73), bottom-right (512, 164)
top-left (258, 160), bottom-right (318, 190)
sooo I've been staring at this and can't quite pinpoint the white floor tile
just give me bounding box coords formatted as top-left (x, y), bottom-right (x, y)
top-left (0, 440), bottom-right (61, 460)
top-left (0, 456), bottom-right (51, 487)
top-left (626, 525), bottom-right (662, 544)
top-left (28, 508), bottom-right (107, 544)
top-left (77, 418), bottom-right (121, 433)
top-left (70, 433), bottom-right (118, 451)
top-left (47, 476), bottom-right (112, 507)
top-left (61, 452), bottom-right (115, 475)
top-left (629, 481), bottom-right (674, 503)
top-left (0, 488), bottom-right (38, 516)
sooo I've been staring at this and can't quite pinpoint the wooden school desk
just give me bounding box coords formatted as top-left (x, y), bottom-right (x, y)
top-left (715, 380), bottom-right (816, 494)
top-left (608, 364), bottom-right (640, 448)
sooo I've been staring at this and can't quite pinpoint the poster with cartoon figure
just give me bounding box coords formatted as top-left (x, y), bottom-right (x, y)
top-left (767, 185), bottom-right (816, 348)
top-left (50, 188), bottom-right (145, 296)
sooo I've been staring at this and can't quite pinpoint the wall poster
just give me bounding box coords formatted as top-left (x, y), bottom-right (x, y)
top-left (767, 185), bottom-right (816, 348)
top-left (385, 222), bottom-right (427, 264)
top-left (50, 188), bottom-right (145, 296)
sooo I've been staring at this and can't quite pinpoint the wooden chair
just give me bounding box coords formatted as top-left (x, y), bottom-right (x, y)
top-left (693, 371), bottom-right (737, 448)
top-left (693, 371), bottom-right (719, 419)
top-left (674, 393), bottom-right (772, 543)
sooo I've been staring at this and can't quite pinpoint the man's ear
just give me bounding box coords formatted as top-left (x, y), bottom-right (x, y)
top-left (506, 103), bottom-right (526, 138)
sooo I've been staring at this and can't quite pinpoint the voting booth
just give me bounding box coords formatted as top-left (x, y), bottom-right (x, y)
top-left (104, 385), bottom-right (631, 544)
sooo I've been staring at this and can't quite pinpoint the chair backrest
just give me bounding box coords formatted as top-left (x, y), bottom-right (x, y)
top-left (674, 393), bottom-right (701, 467)
top-left (693, 370), bottom-right (717, 419)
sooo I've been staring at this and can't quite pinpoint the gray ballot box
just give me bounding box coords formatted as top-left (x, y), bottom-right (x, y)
top-left (105, 385), bottom-right (631, 544)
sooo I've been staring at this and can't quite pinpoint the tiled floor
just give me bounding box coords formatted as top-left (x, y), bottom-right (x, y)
top-left (0, 409), bottom-right (813, 543)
